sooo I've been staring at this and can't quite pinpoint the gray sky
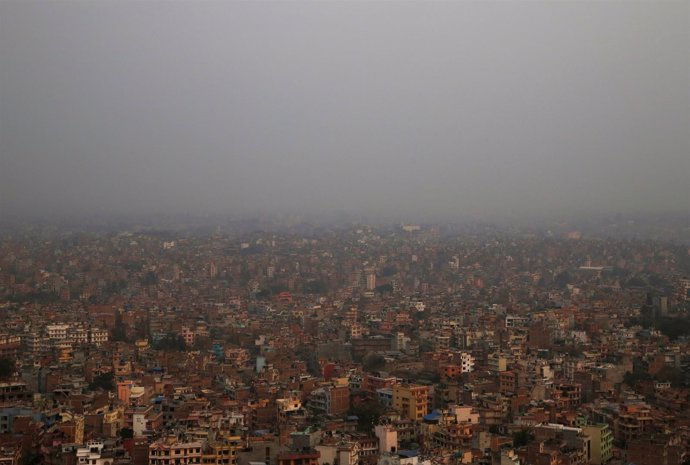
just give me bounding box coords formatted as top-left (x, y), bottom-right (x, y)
top-left (1, 1), bottom-right (688, 222)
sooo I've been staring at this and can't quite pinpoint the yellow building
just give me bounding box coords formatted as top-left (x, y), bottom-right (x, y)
top-left (202, 435), bottom-right (243, 465)
top-left (393, 384), bottom-right (430, 420)
top-left (103, 405), bottom-right (124, 437)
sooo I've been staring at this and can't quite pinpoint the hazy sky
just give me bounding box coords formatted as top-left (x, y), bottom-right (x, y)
top-left (1, 1), bottom-right (688, 222)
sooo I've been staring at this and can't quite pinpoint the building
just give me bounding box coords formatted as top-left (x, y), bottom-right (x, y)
top-left (393, 384), bottom-right (430, 421)
top-left (277, 450), bottom-right (320, 465)
top-left (308, 384), bottom-right (349, 416)
top-left (582, 424), bottom-right (613, 465)
top-left (627, 435), bottom-right (686, 465)
top-left (0, 446), bottom-right (21, 465)
top-left (202, 436), bottom-right (242, 465)
top-left (488, 354), bottom-right (508, 372)
top-left (374, 424), bottom-right (398, 454)
top-left (0, 335), bottom-right (20, 360)
top-left (0, 383), bottom-right (32, 404)
top-left (365, 270), bottom-right (376, 291)
top-left (149, 439), bottom-right (203, 465)
top-left (76, 441), bottom-right (110, 465)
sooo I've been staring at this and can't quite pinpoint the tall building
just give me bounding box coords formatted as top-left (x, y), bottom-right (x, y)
top-left (582, 424), bottom-right (613, 465)
top-left (365, 269), bottom-right (376, 291)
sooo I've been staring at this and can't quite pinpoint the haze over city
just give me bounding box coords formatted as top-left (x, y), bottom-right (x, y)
top-left (1, 1), bottom-right (688, 223)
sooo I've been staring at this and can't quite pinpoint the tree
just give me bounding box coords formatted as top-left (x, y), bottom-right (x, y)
top-left (419, 339), bottom-right (434, 354)
top-left (88, 371), bottom-right (115, 391)
top-left (623, 370), bottom-right (650, 387)
top-left (153, 333), bottom-right (187, 351)
top-left (0, 357), bottom-right (15, 379)
top-left (362, 353), bottom-right (386, 373)
top-left (655, 366), bottom-right (685, 387)
top-left (554, 271), bottom-right (572, 288)
top-left (512, 429), bottom-right (534, 447)
top-left (140, 271), bottom-right (157, 286)
top-left (193, 336), bottom-right (212, 351)
top-left (22, 452), bottom-right (41, 465)
top-left (349, 399), bottom-right (385, 432)
top-left (304, 280), bottom-right (328, 294)
top-left (375, 284), bottom-right (394, 295)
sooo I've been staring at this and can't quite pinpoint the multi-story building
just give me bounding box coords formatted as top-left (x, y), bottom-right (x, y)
top-left (361, 373), bottom-right (397, 394)
top-left (46, 324), bottom-right (69, 340)
top-left (0, 335), bottom-right (20, 360)
top-left (582, 424), bottom-right (613, 465)
top-left (69, 326), bottom-right (89, 345)
top-left (22, 332), bottom-right (46, 356)
top-left (393, 384), bottom-right (430, 421)
top-left (202, 436), bottom-right (242, 465)
top-left (307, 384), bottom-right (349, 416)
top-left (627, 435), bottom-right (686, 465)
top-left (89, 328), bottom-right (109, 346)
top-left (614, 404), bottom-right (653, 444)
top-left (0, 446), bottom-right (21, 465)
top-left (551, 382), bottom-right (582, 409)
top-left (459, 352), bottom-right (475, 373)
top-left (0, 383), bottom-right (32, 405)
top-left (488, 353), bottom-right (509, 372)
top-left (149, 439), bottom-right (203, 465)
top-left (76, 441), bottom-right (110, 465)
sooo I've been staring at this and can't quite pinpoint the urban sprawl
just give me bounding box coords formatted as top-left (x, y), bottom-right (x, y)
top-left (1, 224), bottom-right (690, 465)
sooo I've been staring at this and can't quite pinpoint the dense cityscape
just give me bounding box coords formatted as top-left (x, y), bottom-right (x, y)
top-left (1, 221), bottom-right (689, 465)
top-left (2, 1), bottom-right (688, 465)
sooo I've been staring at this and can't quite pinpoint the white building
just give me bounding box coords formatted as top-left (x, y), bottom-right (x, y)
top-left (460, 352), bottom-right (475, 373)
top-left (46, 324), bottom-right (70, 340)
top-left (89, 328), bottom-right (109, 346)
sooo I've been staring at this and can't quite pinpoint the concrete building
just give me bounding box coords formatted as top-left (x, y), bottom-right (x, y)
top-left (374, 424), bottom-right (398, 454)
top-left (582, 424), bottom-right (613, 465)
top-left (149, 439), bottom-right (203, 465)
top-left (393, 384), bottom-right (430, 421)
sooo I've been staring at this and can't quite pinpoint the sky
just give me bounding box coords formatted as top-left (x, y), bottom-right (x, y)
top-left (1, 1), bottom-right (688, 223)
